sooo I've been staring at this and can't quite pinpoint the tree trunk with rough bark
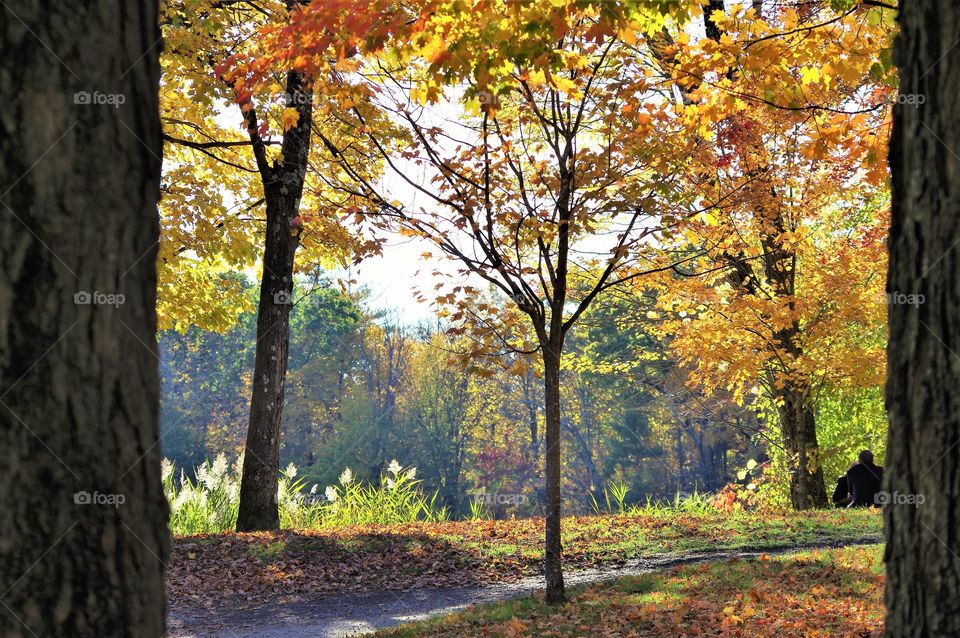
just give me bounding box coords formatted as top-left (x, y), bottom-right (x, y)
top-left (236, 68), bottom-right (312, 532)
top-left (885, 1), bottom-right (960, 635)
top-left (0, 1), bottom-right (168, 635)
top-left (775, 382), bottom-right (829, 509)
top-left (541, 338), bottom-right (565, 605)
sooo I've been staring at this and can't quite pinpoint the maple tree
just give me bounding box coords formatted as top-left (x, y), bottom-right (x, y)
top-left (224, 0), bottom-right (733, 602)
top-left (159, 0), bottom-right (389, 530)
top-left (639, 0), bottom-right (895, 508)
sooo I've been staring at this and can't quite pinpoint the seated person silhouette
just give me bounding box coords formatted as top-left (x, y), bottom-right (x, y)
top-left (832, 464), bottom-right (854, 508)
top-left (845, 449), bottom-right (884, 507)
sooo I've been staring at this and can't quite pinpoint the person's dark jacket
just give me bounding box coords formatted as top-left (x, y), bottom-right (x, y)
top-left (832, 475), bottom-right (851, 508)
top-left (846, 462), bottom-right (884, 507)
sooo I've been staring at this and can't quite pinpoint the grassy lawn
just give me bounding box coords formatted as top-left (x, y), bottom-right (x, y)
top-left (374, 544), bottom-right (886, 637)
top-left (167, 508), bottom-right (882, 609)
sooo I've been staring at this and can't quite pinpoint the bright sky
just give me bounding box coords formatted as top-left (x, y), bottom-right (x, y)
top-left (339, 235), bottom-right (443, 325)
top-left (333, 96), bottom-right (481, 326)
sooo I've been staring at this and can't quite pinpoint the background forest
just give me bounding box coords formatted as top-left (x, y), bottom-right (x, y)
top-left (160, 272), bottom-right (885, 518)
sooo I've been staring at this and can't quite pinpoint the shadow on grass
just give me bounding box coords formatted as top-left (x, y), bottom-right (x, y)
top-left (375, 546), bottom-right (886, 638)
top-left (168, 529), bottom-right (507, 610)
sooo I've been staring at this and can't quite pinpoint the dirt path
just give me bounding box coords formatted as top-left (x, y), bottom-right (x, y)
top-left (166, 536), bottom-right (882, 638)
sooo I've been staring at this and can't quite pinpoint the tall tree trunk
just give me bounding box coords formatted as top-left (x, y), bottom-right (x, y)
top-left (885, 1), bottom-right (960, 634)
top-left (236, 68), bottom-right (312, 531)
top-left (536, 139), bottom-right (576, 605)
top-left (542, 339), bottom-right (565, 604)
top-left (775, 382), bottom-right (829, 509)
top-left (0, 1), bottom-right (167, 635)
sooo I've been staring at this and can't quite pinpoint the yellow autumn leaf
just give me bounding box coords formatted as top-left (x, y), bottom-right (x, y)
top-left (505, 617), bottom-right (528, 636)
top-left (552, 75), bottom-right (580, 96)
top-left (800, 66), bottom-right (821, 85)
top-left (280, 107), bottom-right (300, 131)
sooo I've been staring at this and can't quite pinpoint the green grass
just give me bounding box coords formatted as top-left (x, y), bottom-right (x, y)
top-left (372, 545), bottom-right (886, 637)
top-left (249, 507), bottom-right (882, 569)
top-left (249, 540), bottom-right (286, 562)
top-left (542, 507), bottom-right (881, 561)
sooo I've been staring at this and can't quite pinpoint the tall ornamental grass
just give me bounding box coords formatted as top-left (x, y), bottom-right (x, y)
top-left (163, 456), bottom-right (445, 535)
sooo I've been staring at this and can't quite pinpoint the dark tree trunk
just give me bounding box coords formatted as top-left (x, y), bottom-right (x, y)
top-left (236, 68), bottom-right (312, 532)
top-left (0, 1), bottom-right (167, 636)
top-left (542, 338), bottom-right (565, 604)
top-left (534, 148), bottom-right (576, 605)
top-left (775, 382), bottom-right (829, 509)
top-left (885, 1), bottom-right (960, 635)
